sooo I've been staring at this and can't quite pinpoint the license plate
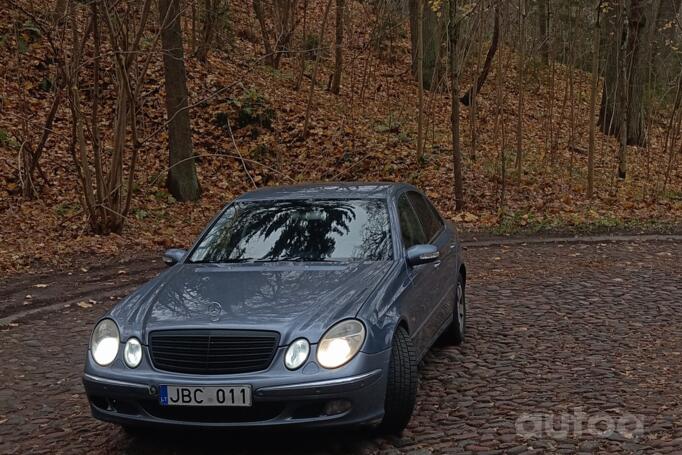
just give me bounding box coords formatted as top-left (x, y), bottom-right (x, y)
top-left (159, 385), bottom-right (252, 407)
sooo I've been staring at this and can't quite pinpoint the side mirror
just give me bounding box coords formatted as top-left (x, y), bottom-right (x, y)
top-left (163, 248), bottom-right (187, 266)
top-left (406, 244), bottom-right (440, 267)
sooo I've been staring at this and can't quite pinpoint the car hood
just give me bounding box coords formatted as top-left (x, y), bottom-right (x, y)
top-left (109, 261), bottom-right (393, 345)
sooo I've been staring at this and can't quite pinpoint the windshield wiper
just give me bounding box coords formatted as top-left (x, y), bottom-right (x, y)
top-left (190, 258), bottom-right (253, 264)
top-left (254, 256), bottom-right (303, 263)
top-left (254, 256), bottom-right (344, 263)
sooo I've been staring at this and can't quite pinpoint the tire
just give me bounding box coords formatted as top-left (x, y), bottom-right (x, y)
top-left (447, 272), bottom-right (466, 345)
top-left (379, 326), bottom-right (418, 434)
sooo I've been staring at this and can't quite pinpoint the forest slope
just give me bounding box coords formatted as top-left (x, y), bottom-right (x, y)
top-left (1, 0), bottom-right (681, 273)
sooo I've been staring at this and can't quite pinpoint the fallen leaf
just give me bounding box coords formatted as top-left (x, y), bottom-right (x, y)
top-left (76, 301), bottom-right (93, 309)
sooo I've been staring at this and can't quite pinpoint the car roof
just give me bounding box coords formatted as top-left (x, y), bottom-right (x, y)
top-left (235, 182), bottom-right (417, 201)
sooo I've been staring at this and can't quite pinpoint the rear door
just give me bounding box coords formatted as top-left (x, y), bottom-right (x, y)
top-left (406, 192), bottom-right (456, 343)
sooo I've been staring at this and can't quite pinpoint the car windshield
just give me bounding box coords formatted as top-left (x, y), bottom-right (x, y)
top-left (188, 199), bottom-right (392, 263)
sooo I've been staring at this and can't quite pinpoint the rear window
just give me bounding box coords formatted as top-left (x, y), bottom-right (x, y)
top-left (189, 199), bottom-right (392, 263)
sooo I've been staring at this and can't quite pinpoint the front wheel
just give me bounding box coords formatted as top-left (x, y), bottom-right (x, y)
top-left (446, 272), bottom-right (466, 345)
top-left (378, 326), bottom-right (418, 434)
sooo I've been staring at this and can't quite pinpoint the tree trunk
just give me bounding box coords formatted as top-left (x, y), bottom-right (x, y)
top-left (625, 0), bottom-right (647, 147)
top-left (253, 0), bottom-right (275, 66)
top-left (469, 0), bottom-right (483, 160)
top-left (515, 0), bottom-right (525, 184)
top-left (159, 0), bottom-right (201, 201)
top-left (618, 0), bottom-right (629, 178)
top-left (662, 72), bottom-right (682, 191)
top-left (587, 0), bottom-right (601, 198)
top-left (599, 0), bottom-right (648, 147)
top-left (460, 2), bottom-right (499, 106)
top-left (294, 0), bottom-right (308, 90)
top-left (567, 1), bottom-right (577, 179)
top-left (449, 0), bottom-right (463, 211)
top-left (331, 0), bottom-right (344, 94)
top-left (416, 0), bottom-right (425, 159)
top-left (652, 0), bottom-right (682, 86)
top-left (196, 0), bottom-right (220, 63)
top-left (53, 0), bottom-right (68, 23)
top-left (302, 0), bottom-right (333, 138)
top-left (537, 0), bottom-right (549, 64)
top-left (272, 0), bottom-right (298, 68)
top-left (410, 0), bottom-right (444, 90)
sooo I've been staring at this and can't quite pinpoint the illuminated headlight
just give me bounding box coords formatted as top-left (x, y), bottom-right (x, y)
top-left (284, 338), bottom-right (310, 370)
top-left (90, 319), bottom-right (120, 366)
top-left (317, 319), bottom-right (366, 369)
top-left (124, 337), bottom-right (142, 368)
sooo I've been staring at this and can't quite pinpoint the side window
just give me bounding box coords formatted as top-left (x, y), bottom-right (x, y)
top-left (397, 194), bottom-right (427, 248)
top-left (407, 192), bottom-right (442, 241)
top-left (425, 198), bottom-right (445, 230)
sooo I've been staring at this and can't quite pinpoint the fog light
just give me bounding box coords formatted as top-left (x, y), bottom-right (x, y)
top-left (323, 399), bottom-right (352, 416)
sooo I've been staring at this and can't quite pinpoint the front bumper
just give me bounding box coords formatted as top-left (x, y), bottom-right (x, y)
top-left (83, 348), bottom-right (391, 429)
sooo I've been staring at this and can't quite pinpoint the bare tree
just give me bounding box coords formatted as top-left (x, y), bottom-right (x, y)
top-left (330, 0), bottom-right (344, 94)
top-left (587, 0), bottom-right (601, 198)
top-left (449, 0), bottom-right (463, 210)
top-left (460, 0), bottom-right (499, 106)
top-left (253, 0), bottom-right (275, 66)
top-left (53, 0), bottom-right (67, 22)
top-left (253, 0), bottom-right (300, 68)
top-left (599, 0), bottom-right (648, 147)
top-left (302, 0), bottom-right (333, 138)
top-left (159, 0), bottom-right (201, 200)
top-left (409, 0), bottom-right (445, 90)
top-left (18, 103), bottom-right (56, 197)
top-left (567, 1), bottom-right (577, 179)
top-left (468, 0), bottom-right (484, 160)
top-left (294, 0), bottom-right (308, 90)
top-left (49, 0), bottom-right (156, 233)
top-left (416, 0), bottom-right (425, 160)
top-left (617, 0), bottom-right (629, 178)
top-left (662, 72), bottom-right (682, 193)
top-left (515, 0), bottom-right (525, 184)
top-left (196, 0), bottom-right (227, 62)
top-left (494, 2), bottom-right (507, 212)
top-left (537, 0), bottom-right (549, 64)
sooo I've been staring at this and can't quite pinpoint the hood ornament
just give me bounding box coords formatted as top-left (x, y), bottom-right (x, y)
top-left (207, 302), bottom-right (222, 321)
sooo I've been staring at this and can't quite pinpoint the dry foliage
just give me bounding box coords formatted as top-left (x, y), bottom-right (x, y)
top-left (1, 0), bottom-right (681, 274)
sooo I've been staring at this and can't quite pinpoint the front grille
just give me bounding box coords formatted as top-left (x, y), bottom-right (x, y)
top-left (149, 330), bottom-right (279, 375)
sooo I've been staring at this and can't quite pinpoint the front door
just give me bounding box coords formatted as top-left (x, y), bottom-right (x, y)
top-left (395, 192), bottom-right (440, 357)
top-left (406, 192), bottom-right (457, 342)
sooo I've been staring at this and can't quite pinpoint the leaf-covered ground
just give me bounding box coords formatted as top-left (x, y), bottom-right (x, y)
top-left (1, 1), bottom-right (681, 274)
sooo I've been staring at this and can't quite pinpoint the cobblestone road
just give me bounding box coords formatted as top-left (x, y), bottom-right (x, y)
top-left (1, 239), bottom-right (681, 454)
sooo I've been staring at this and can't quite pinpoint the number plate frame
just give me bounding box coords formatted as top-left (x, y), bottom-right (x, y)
top-left (159, 385), bottom-right (252, 407)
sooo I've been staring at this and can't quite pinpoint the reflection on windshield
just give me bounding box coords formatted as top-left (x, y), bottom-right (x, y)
top-left (189, 199), bottom-right (392, 263)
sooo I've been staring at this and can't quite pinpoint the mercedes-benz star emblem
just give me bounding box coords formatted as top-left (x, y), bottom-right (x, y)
top-left (207, 302), bottom-right (222, 321)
